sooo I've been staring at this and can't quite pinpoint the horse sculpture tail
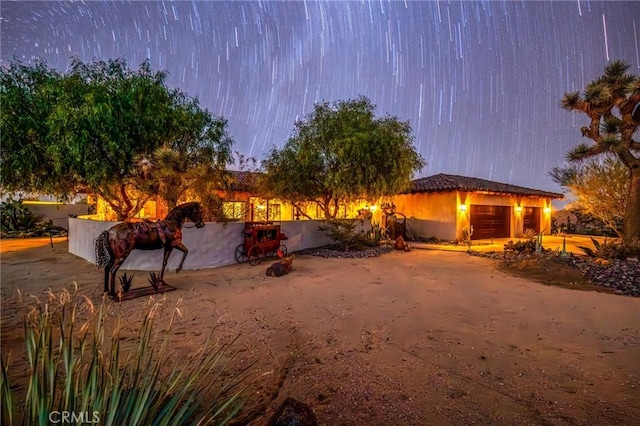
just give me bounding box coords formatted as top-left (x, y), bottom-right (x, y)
top-left (94, 230), bottom-right (111, 269)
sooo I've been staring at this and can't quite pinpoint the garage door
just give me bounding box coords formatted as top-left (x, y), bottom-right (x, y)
top-left (523, 207), bottom-right (541, 233)
top-left (470, 205), bottom-right (511, 240)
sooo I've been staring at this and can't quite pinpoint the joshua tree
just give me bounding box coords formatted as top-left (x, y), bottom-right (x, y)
top-left (561, 60), bottom-right (640, 243)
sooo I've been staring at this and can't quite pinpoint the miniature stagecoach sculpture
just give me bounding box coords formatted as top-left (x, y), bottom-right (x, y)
top-left (234, 222), bottom-right (288, 266)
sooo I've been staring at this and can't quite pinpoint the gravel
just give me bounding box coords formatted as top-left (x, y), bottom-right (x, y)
top-left (296, 245), bottom-right (394, 258)
top-left (472, 250), bottom-right (640, 297)
top-left (571, 256), bottom-right (640, 297)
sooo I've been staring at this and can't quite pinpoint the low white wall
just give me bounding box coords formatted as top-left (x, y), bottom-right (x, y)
top-left (69, 218), bottom-right (332, 271)
top-left (24, 202), bottom-right (91, 229)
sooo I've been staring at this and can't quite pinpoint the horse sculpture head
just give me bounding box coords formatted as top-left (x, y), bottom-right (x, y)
top-left (170, 202), bottom-right (205, 228)
top-left (185, 202), bottom-right (206, 228)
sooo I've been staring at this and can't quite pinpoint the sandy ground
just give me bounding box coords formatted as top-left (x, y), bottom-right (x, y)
top-left (1, 239), bottom-right (639, 425)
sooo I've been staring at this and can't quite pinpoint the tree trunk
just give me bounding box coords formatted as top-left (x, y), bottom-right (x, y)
top-left (622, 166), bottom-right (640, 243)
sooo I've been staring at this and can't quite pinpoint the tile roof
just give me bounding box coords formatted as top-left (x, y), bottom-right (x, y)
top-left (225, 170), bottom-right (259, 191)
top-left (408, 173), bottom-right (563, 199)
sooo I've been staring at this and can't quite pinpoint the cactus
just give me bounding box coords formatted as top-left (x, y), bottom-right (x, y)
top-left (148, 272), bottom-right (160, 291)
top-left (560, 236), bottom-right (568, 257)
top-left (462, 225), bottom-right (474, 252)
top-left (535, 231), bottom-right (543, 253)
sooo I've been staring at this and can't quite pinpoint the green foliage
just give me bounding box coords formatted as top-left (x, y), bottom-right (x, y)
top-left (598, 239), bottom-right (640, 259)
top-left (367, 222), bottom-right (389, 246)
top-left (319, 219), bottom-right (363, 251)
top-left (0, 198), bottom-right (40, 232)
top-left (0, 60), bottom-right (70, 197)
top-left (261, 96), bottom-right (425, 219)
top-left (559, 59), bottom-right (640, 242)
top-left (0, 287), bottom-right (251, 426)
top-left (565, 143), bottom-right (594, 162)
top-left (550, 156), bottom-right (628, 237)
top-left (577, 237), bottom-right (601, 257)
top-left (1, 58), bottom-right (233, 220)
top-left (319, 218), bottom-right (385, 251)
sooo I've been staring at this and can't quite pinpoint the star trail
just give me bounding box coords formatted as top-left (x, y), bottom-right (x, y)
top-left (1, 1), bottom-right (638, 192)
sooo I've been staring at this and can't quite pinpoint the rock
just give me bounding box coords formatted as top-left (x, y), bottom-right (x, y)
top-left (266, 255), bottom-right (295, 277)
top-left (268, 397), bottom-right (318, 426)
top-left (395, 236), bottom-right (410, 251)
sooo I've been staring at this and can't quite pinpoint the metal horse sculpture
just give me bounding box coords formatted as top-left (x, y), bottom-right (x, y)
top-left (94, 202), bottom-right (205, 297)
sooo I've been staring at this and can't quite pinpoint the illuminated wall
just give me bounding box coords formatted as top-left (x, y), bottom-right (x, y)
top-left (390, 192), bottom-right (458, 240)
top-left (387, 191), bottom-right (554, 241)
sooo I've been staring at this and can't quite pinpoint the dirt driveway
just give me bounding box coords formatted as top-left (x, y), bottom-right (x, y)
top-left (1, 240), bottom-right (639, 425)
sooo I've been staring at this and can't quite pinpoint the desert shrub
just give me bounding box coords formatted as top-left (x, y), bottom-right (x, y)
top-left (367, 222), bottom-right (389, 246)
top-left (504, 240), bottom-right (538, 254)
top-left (0, 198), bottom-right (41, 233)
top-left (578, 237), bottom-right (640, 259)
top-left (319, 219), bottom-right (362, 251)
top-left (0, 287), bottom-right (251, 426)
top-left (319, 219), bottom-right (386, 251)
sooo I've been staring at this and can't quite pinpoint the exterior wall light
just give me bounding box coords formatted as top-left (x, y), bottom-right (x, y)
top-left (515, 206), bottom-right (523, 213)
top-left (459, 204), bottom-right (467, 212)
top-left (544, 207), bottom-right (551, 214)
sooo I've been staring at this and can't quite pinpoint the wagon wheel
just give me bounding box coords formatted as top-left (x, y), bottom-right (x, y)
top-left (249, 245), bottom-right (264, 266)
top-left (235, 244), bottom-right (248, 264)
top-left (277, 245), bottom-right (288, 257)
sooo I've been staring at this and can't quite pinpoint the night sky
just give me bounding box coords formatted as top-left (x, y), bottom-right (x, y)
top-left (2, 1), bottom-right (639, 193)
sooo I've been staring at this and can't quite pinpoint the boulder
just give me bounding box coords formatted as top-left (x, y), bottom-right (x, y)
top-left (268, 397), bottom-right (317, 426)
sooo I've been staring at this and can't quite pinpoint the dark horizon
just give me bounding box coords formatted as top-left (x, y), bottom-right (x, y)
top-left (2, 1), bottom-right (638, 194)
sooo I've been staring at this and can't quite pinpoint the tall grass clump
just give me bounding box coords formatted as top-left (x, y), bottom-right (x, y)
top-left (0, 286), bottom-right (252, 426)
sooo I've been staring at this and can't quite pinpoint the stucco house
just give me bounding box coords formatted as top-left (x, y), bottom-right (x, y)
top-left (91, 171), bottom-right (563, 242)
top-left (220, 172), bottom-right (563, 241)
top-left (392, 174), bottom-right (563, 241)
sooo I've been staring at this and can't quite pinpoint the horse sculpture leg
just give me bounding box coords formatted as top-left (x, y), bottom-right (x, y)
top-left (157, 243), bottom-right (187, 286)
top-left (174, 242), bottom-right (189, 274)
top-left (109, 253), bottom-right (131, 297)
top-left (159, 247), bottom-right (174, 285)
top-left (104, 260), bottom-right (113, 293)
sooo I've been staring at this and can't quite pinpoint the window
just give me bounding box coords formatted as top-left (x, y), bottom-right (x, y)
top-left (268, 204), bottom-right (281, 221)
top-left (315, 204), bottom-right (346, 219)
top-left (223, 201), bottom-right (246, 220)
top-left (338, 204), bottom-right (347, 218)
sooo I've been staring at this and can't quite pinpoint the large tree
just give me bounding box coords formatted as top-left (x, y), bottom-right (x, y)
top-left (1, 58), bottom-right (232, 220)
top-left (561, 60), bottom-right (640, 243)
top-left (550, 156), bottom-right (628, 237)
top-left (260, 96), bottom-right (425, 219)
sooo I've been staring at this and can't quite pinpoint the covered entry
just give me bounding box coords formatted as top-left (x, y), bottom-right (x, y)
top-left (470, 205), bottom-right (511, 240)
top-left (523, 207), bottom-right (541, 233)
